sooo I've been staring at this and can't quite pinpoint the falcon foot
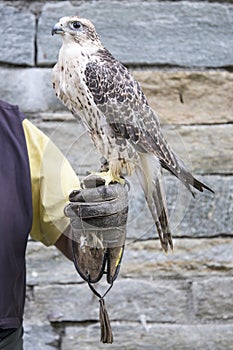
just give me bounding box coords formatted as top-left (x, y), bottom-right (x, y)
top-left (91, 170), bottom-right (125, 186)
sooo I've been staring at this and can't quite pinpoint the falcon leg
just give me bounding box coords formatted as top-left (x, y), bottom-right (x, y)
top-left (91, 169), bottom-right (125, 186)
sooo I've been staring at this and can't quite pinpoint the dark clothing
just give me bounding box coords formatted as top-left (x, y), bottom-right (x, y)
top-left (0, 101), bottom-right (32, 329)
top-left (0, 328), bottom-right (17, 341)
top-left (0, 326), bottom-right (23, 349)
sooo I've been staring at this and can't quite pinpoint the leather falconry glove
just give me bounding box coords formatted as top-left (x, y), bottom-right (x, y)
top-left (64, 174), bottom-right (129, 343)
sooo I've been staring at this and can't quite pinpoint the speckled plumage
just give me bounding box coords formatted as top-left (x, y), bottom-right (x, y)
top-left (52, 16), bottom-right (213, 252)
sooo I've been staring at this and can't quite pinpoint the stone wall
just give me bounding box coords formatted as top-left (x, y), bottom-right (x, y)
top-left (0, 1), bottom-right (232, 349)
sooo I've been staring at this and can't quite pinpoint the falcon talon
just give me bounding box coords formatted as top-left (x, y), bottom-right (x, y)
top-left (89, 170), bottom-right (125, 187)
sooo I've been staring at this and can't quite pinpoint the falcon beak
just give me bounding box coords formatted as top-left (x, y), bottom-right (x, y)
top-left (51, 23), bottom-right (64, 36)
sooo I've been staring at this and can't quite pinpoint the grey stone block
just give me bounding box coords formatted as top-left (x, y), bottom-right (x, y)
top-left (24, 279), bottom-right (188, 324)
top-left (23, 324), bottom-right (60, 350)
top-left (0, 67), bottom-right (63, 113)
top-left (1, 67), bottom-right (232, 126)
top-left (171, 175), bottom-right (232, 238)
top-left (122, 238), bottom-right (233, 280)
top-left (0, 3), bottom-right (35, 66)
top-left (38, 1), bottom-right (233, 67)
top-left (26, 242), bottom-right (80, 286)
top-left (166, 124), bottom-right (233, 175)
top-left (34, 119), bottom-right (233, 175)
top-left (132, 70), bottom-right (233, 125)
top-left (24, 283), bottom-right (95, 324)
top-left (26, 237), bottom-right (233, 285)
top-left (107, 279), bottom-right (188, 323)
top-left (127, 174), bottom-right (232, 240)
top-left (40, 69), bottom-right (233, 125)
top-left (37, 1), bottom-right (75, 65)
top-left (61, 323), bottom-right (233, 350)
top-left (193, 278), bottom-right (233, 321)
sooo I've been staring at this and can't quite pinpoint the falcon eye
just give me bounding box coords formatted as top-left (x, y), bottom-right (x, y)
top-left (71, 21), bottom-right (82, 30)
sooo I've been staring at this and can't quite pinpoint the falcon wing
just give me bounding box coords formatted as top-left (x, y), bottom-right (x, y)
top-left (84, 50), bottom-right (175, 167)
top-left (84, 49), bottom-right (213, 195)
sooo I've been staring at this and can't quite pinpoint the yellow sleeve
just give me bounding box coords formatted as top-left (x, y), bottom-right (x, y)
top-left (22, 119), bottom-right (80, 246)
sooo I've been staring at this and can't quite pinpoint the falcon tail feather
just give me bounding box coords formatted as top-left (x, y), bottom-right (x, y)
top-left (192, 177), bottom-right (214, 193)
top-left (136, 154), bottom-right (173, 252)
top-left (160, 158), bottom-right (214, 197)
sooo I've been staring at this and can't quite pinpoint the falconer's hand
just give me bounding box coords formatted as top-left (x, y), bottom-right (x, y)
top-left (64, 174), bottom-right (129, 284)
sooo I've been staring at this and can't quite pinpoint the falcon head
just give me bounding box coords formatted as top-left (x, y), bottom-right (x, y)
top-left (52, 16), bottom-right (101, 47)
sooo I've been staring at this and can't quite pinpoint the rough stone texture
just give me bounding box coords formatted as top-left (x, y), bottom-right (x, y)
top-left (25, 284), bottom-right (97, 324)
top-left (34, 119), bottom-right (233, 175)
top-left (0, 67), bottom-right (63, 113)
top-left (0, 3), bottom-right (35, 66)
top-left (168, 176), bottom-right (232, 238)
top-left (26, 242), bottom-right (79, 286)
top-left (25, 279), bottom-right (188, 324)
top-left (23, 324), bottom-right (60, 350)
top-left (25, 239), bottom-right (233, 348)
top-left (1, 67), bottom-right (232, 125)
top-left (25, 234), bottom-right (233, 348)
top-left (38, 1), bottom-right (233, 67)
top-left (26, 238), bottom-right (233, 283)
top-left (132, 70), bottom-right (233, 125)
top-left (193, 278), bottom-right (233, 322)
top-left (121, 238), bottom-right (233, 280)
top-left (166, 124), bottom-right (233, 175)
top-left (61, 324), bottom-right (233, 350)
top-left (168, 175), bottom-right (232, 238)
top-left (37, 1), bottom-right (75, 65)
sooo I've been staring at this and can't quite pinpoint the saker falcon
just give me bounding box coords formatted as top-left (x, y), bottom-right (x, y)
top-left (52, 16), bottom-right (214, 252)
